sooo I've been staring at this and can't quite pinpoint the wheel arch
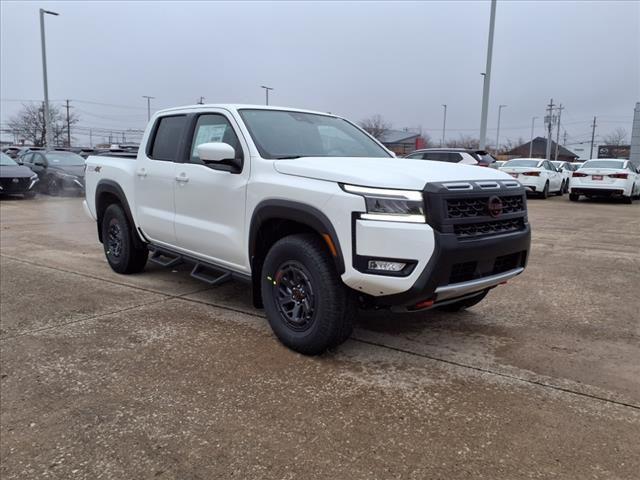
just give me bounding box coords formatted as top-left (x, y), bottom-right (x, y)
top-left (95, 180), bottom-right (144, 247)
top-left (249, 200), bottom-right (346, 308)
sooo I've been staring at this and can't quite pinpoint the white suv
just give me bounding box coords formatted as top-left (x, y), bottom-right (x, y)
top-left (84, 105), bottom-right (531, 354)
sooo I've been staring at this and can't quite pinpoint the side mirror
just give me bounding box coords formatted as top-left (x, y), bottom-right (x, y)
top-left (34, 160), bottom-right (45, 167)
top-left (196, 142), bottom-right (235, 163)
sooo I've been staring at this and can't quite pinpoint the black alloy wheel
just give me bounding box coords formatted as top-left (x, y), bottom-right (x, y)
top-left (273, 261), bottom-right (316, 331)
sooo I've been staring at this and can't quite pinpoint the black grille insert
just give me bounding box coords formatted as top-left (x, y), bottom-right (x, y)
top-left (454, 218), bottom-right (525, 238)
top-left (448, 250), bottom-right (526, 284)
top-left (446, 195), bottom-right (524, 219)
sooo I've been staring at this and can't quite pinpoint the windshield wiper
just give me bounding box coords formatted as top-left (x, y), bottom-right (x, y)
top-left (273, 155), bottom-right (303, 160)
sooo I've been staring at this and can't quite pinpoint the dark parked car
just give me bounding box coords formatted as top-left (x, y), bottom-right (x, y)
top-left (405, 148), bottom-right (497, 167)
top-left (21, 150), bottom-right (85, 196)
top-left (0, 152), bottom-right (39, 198)
top-left (1, 146), bottom-right (23, 159)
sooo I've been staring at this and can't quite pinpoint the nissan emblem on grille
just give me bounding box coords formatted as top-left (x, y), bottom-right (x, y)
top-left (487, 196), bottom-right (503, 218)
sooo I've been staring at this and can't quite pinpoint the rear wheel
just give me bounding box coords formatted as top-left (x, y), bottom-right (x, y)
top-left (261, 234), bottom-right (354, 355)
top-left (437, 291), bottom-right (488, 312)
top-left (622, 193), bottom-right (633, 204)
top-left (101, 203), bottom-right (148, 274)
top-left (569, 193), bottom-right (580, 202)
top-left (540, 181), bottom-right (549, 199)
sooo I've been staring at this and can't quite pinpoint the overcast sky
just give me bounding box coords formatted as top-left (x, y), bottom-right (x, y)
top-left (1, 0), bottom-right (638, 147)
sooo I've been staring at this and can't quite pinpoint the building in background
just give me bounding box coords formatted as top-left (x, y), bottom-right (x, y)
top-left (503, 137), bottom-right (578, 162)
top-left (378, 130), bottom-right (424, 156)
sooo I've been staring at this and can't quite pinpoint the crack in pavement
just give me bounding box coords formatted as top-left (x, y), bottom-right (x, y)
top-left (2, 252), bottom-right (639, 412)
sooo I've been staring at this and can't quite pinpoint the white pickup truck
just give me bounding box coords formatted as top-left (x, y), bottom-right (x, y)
top-left (84, 104), bottom-right (530, 354)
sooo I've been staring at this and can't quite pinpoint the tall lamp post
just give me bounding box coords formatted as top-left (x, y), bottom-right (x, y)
top-left (529, 116), bottom-right (537, 157)
top-left (479, 0), bottom-right (497, 150)
top-left (495, 104), bottom-right (507, 151)
top-left (261, 85), bottom-right (274, 105)
top-left (441, 104), bottom-right (447, 147)
top-left (40, 8), bottom-right (59, 148)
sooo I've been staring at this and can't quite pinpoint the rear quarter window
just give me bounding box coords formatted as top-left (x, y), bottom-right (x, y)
top-left (149, 115), bottom-right (188, 161)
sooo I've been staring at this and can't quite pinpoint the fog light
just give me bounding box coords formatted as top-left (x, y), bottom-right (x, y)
top-left (367, 260), bottom-right (406, 272)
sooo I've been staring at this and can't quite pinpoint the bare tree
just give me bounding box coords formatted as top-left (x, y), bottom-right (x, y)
top-left (359, 114), bottom-right (391, 139)
top-left (7, 103), bottom-right (79, 147)
top-left (445, 134), bottom-right (482, 149)
top-left (601, 128), bottom-right (628, 146)
top-left (499, 137), bottom-right (525, 154)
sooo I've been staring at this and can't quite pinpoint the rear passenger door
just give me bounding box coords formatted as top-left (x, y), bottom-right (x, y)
top-left (134, 114), bottom-right (187, 246)
top-left (172, 111), bottom-right (250, 271)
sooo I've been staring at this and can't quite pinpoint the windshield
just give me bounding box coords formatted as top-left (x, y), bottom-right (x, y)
top-left (505, 159), bottom-right (540, 168)
top-left (239, 109), bottom-right (391, 159)
top-left (582, 160), bottom-right (624, 169)
top-left (551, 161), bottom-right (562, 168)
top-left (0, 152), bottom-right (17, 166)
top-left (45, 152), bottom-right (85, 166)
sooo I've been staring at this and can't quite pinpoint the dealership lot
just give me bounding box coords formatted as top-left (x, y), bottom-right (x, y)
top-left (1, 195), bottom-right (639, 479)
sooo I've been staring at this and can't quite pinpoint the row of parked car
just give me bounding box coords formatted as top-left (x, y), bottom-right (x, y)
top-left (0, 144), bottom-right (140, 198)
top-left (404, 148), bottom-right (639, 204)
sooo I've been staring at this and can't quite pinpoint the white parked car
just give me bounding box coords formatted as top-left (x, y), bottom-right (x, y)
top-left (499, 158), bottom-right (563, 198)
top-left (569, 159), bottom-right (639, 203)
top-left (551, 161), bottom-right (575, 193)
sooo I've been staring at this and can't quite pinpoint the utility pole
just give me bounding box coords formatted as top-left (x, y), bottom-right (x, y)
top-left (89, 128), bottom-right (93, 148)
top-left (545, 98), bottom-right (555, 160)
top-left (554, 104), bottom-right (564, 160)
top-left (142, 96), bottom-right (154, 121)
top-left (65, 99), bottom-right (71, 147)
top-left (441, 104), bottom-right (447, 147)
top-left (479, 0), bottom-right (497, 150)
top-left (496, 104), bottom-right (507, 152)
top-left (563, 130), bottom-right (567, 145)
top-left (197, 96), bottom-right (205, 105)
top-left (261, 85), bottom-right (274, 105)
top-left (589, 116), bottom-right (597, 159)
top-left (529, 116), bottom-right (537, 157)
top-left (40, 8), bottom-right (59, 148)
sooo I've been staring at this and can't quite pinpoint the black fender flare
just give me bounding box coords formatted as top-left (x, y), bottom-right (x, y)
top-left (95, 180), bottom-right (144, 247)
top-left (249, 199), bottom-right (345, 274)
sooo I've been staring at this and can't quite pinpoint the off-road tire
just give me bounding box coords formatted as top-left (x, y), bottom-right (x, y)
top-left (261, 234), bottom-right (354, 355)
top-left (437, 291), bottom-right (488, 312)
top-left (101, 203), bottom-right (148, 274)
top-left (569, 193), bottom-right (580, 202)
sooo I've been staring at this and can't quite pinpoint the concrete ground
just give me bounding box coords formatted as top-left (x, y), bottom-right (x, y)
top-left (0, 193), bottom-right (638, 479)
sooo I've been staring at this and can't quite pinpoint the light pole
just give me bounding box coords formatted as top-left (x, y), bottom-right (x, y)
top-left (261, 85), bottom-right (274, 105)
top-left (142, 96), bottom-right (154, 121)
top-left (40, 8), bottom-right (59, 148)
top-left (479, 0), bottom-right (497, 150)
top-left (441, 104), bottom-right (447, 147)
top-left (529, 116), bottom-right (537, 157)
top-left (495, 104), bottom-right (507, 152)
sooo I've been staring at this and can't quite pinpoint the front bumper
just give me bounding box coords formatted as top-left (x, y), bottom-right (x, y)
top-left (352, 179), bottom-right (531, 309)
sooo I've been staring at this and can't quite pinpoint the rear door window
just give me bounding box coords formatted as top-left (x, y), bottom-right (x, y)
top-left (149, 115), bottom-right (188, 161)
top-left (448, 153), bottom-right (463, 163)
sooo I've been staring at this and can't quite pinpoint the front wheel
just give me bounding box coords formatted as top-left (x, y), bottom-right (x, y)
top-left (261, 234), bottom-right (354, 355)
top-left (46, 177), bottom-right (60, 196)
top-left (101, 203), bottom-right (148, 274)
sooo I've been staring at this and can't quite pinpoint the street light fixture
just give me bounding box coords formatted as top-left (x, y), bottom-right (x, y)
top-left (260, 85), bottom-right (274, 105)
top-left (496, 104), bottom-right (507, 152)
top-left (441, 104), bottom-right (447, 147)
top-left (40, 8), bottom-right (59, 148)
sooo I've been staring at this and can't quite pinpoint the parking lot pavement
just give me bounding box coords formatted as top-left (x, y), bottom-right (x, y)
top-left (1, 195), bottom-right (639, 479)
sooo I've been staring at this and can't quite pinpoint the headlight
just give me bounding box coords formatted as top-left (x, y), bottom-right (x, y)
top-left (342, 184), bottom-right (425, 223)
top-left (30, 173), bottom-right (38, 180)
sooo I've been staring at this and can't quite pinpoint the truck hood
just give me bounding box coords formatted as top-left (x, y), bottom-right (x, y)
top-left (273, 157), bottom-right (513, 189)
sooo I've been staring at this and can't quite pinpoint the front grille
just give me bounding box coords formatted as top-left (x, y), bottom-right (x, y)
top-left (446, 195), bottom-right (524, 219)
top-left (0, 177), bottom-right (30, 193)
top-left (454, 218), bottom-right (525, 238)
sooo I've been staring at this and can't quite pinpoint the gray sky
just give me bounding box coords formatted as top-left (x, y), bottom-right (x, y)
top-left (1, 0), bottom-right (638, 147)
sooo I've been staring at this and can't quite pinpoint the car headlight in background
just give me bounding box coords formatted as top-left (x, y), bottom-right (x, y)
top-left (341, 184), bottom-right (425, 223)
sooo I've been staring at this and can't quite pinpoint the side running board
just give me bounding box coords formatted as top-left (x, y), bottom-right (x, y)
top-left (190, 263), bottom-right (232, 286)
top-left (149, 250), bottom-right (183, 268)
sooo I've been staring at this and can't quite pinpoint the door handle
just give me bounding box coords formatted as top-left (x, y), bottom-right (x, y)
top-left (175, 173), bottom-right (189, 183)
top-left (136, 168), bottom-right (147, 178)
